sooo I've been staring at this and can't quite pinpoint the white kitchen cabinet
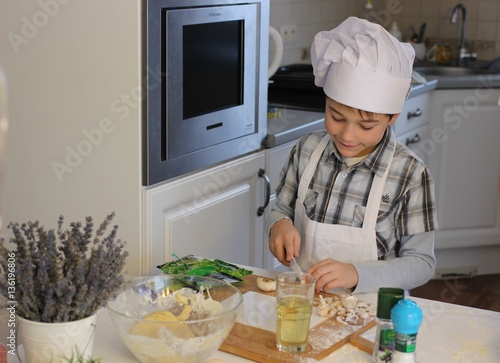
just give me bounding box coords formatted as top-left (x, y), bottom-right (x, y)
top-left (394, 91), bottom-right (432, 163)
top-left (142, 151), bottom-right (268, 274)
top-left (266, 139), bottom-right (297, 195)
top-left (394, 92), bottom-right (431, 136)
top-left (426, 89), bottom-right (500, 251)
top-left (263, 140), bottom-right (297, 271)
top-left (396, 124), bottom-right (431, 163)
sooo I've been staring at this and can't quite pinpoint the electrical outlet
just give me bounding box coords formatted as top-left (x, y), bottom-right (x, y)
top-left (435, 265), bottom-right (478, 279)
top-left (280, 25), bottom-right (297, 44)
top-left (301, 48), bottom-right (311, 61)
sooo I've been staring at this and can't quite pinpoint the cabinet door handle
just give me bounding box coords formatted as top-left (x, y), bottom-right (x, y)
top-left (406, 133), bottom-right (421, 146)
top-left (407, 108), bottom-right (422, 119)
top-left (257, 168), bottom-right (271, 217)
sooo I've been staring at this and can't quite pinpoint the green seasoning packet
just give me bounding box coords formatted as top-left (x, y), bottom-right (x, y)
top-left (157, 255), bottom-right (253, 285)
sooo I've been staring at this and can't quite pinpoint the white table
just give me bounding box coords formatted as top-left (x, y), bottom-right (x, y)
top-left (8, 267), bottom-right (500, 362)
top-left (92, 266), bottom-right (500, 363)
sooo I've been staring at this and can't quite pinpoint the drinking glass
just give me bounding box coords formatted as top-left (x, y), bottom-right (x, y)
top-left (275, 272), bottom-right (316, 353)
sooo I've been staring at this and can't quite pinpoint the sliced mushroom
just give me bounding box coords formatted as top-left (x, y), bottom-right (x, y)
top-left (341, 295), bottom-right (358, 310)
top-left (256, 277), bottom-right (276, 292)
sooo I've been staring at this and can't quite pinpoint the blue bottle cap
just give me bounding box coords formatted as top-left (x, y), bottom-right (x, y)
top-left (391, 299), bottom-right (423, 334)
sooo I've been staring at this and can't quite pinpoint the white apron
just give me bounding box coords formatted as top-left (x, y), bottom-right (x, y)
top-left (295, 134), bottom-right (395, 272)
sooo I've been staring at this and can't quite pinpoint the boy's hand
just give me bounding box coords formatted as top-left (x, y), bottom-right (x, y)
top-left (308, 259), bottom-right (359, 292)
top-left (268, 219), bottom-right (301, 266)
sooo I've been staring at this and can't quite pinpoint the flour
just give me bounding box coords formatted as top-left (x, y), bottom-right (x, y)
top-left (308, 324), bottom-right (354, 351)
top-left (118, 286), bottom-right (230, 363)
top-left (322, 344), bottom-right (372, 363)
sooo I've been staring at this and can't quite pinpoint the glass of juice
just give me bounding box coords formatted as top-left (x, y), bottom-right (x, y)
top-left (275, 271), bottom-right (316, 353)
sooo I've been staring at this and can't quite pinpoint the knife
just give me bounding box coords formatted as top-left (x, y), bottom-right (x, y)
top-left (410, 25), bottom-right (418, 42)
top-left (417, 22), bottom-right (426, 43)
top-left (289, 257), bottom-right (304, 281)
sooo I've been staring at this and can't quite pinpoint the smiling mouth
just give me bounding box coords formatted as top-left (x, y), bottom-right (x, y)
top-left (338, 141), bottom-right (358, 149)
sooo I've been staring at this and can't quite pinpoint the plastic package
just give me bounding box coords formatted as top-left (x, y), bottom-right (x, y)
top-left (372, 288), bottom-right (405, 363)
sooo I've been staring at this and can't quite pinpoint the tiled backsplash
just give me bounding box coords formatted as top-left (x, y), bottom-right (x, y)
top-left (270, 0), bottom-right (500, 66)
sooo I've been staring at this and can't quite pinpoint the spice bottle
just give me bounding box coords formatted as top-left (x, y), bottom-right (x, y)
top-left (373, 288), bottom-right (405, 363)
top-left (391, 299), bottom-right (423, 363)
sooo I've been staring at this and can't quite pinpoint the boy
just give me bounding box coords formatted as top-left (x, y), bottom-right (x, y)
top-left (265, 17), bottom-right (437, 293)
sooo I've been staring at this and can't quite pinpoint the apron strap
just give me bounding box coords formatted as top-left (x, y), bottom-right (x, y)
top-left (297, 134), bottom-right (331, 202)
top-left (296, 132), bottom-right (395, 231)
top-left (362, 143), bottom-right (395, 230)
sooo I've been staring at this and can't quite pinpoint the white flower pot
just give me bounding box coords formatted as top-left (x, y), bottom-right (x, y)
top-left (17, 314), bottom-right (96, 363)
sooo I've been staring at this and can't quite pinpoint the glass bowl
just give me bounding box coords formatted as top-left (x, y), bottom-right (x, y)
top-left (107, 274), bottom-right (243, 363)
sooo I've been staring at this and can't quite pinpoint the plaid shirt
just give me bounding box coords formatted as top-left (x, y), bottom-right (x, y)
top-left (267, 128), bottom-right (438, 258)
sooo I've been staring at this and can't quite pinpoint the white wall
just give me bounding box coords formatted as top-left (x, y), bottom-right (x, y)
top-left (379, 0), bottom-right (500, 61)
top-left (0, 0), bottom-right (143, 276)
top-left (269, 0), bottom-right (361, 66)
top-left (269, 0), bottom-right (500, 67)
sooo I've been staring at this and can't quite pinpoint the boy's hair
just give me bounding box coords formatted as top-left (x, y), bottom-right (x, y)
top-left (357, 109), bottom-right (395, 120)
top-left (329, 97), bottom-right (395, 120)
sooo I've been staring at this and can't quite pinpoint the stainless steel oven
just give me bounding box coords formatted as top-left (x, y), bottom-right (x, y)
top-left (143, 0), bottom-right (269, 186)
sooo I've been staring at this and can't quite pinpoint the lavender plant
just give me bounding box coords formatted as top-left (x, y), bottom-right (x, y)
top-left (0, 212), bottom-right (129, 323)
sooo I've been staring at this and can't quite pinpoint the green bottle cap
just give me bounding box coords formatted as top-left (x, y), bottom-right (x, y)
top-left (376, 287), bottom-right (405, 319)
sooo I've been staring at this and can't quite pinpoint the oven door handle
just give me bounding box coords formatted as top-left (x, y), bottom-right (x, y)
top-left (257, 168), bottom-right (271, 217)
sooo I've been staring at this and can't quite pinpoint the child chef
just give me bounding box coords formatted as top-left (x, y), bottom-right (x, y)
top-left (266, 17), bottom-right (438, 293)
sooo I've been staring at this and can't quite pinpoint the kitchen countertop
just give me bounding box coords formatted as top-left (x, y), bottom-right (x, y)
top-left (264, 79), bottom-right (438, 148)
top-left (408, 78), bottom-right (438, 97)
top-left (264, 108), bottom-right (325, 148)
top-left (414, 60), bottom-right (500, 89)
top-left (419, 72), bottom-right (500, 89)
top-left (8, 265), bottom-right (498, 362)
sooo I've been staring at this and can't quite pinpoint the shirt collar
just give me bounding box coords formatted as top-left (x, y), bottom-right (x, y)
top-left (327, 128), bottom-right (396, 176)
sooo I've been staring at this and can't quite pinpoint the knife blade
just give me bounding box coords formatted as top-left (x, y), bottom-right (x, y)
top-left (417, 22), bottom-right (426, 43)
top-left (289, 257), bottom-right (304, 280)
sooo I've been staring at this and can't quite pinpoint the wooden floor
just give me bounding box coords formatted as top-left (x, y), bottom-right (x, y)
top-left (411, 274), bottom-right (500, 312)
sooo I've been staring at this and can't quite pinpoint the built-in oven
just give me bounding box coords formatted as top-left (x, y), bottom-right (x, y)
top-left (143, 0), bottom-right (269, 186)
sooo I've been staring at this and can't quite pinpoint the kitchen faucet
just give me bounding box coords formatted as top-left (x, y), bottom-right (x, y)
top-left (450, 3), bottom-right (476, 66)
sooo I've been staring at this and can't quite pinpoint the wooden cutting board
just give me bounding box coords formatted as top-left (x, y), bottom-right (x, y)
top-left (219, 274), bottom-right (376, 362)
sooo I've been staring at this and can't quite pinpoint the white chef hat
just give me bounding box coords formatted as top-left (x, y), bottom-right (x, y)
top-left (311, 17), bottom-right (415, 114)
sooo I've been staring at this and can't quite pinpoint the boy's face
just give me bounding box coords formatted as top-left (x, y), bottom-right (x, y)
top-left (324, 98), bottom-right (398, 158)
